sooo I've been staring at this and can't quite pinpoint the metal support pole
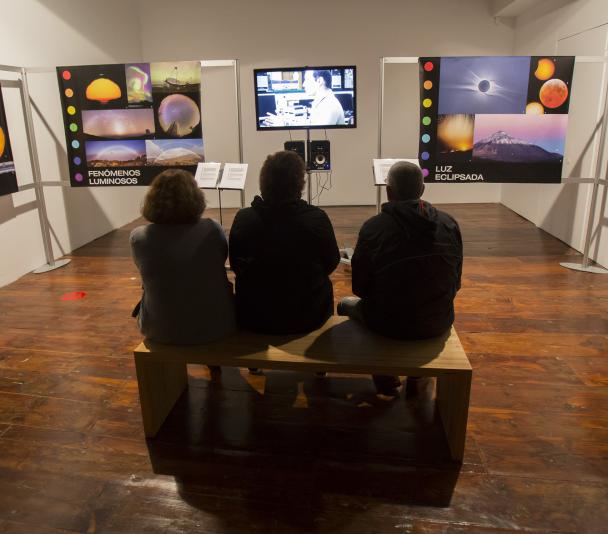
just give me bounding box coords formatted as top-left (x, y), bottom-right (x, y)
top-left (18, 67), bottom-right (70, 274)
top-left (376, 58), bottom-right (385, 214)
top-left (561, 56), bottom-right (608, 274)
top-left (234, 59), bottom-right (246, 208)
top-left (306, 128), bottom-right (312, 204)
top-left (218, 189), bottom-right (223, 226)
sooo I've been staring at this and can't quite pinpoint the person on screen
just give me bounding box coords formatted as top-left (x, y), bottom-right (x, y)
top-left (229, 150), bottom-right (340, 335)
top-left (263, 70), bottom-right (346, 127)
top-left (303, 70), bottom-right (346, 126)
top-left (130, 169), bottom-right (236, 347)
top-left (337, 162), bottom-right (463, 396)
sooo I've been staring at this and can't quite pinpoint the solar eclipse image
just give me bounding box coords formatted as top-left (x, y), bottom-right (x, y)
top-left (438, 56), bottom-right (531, 115)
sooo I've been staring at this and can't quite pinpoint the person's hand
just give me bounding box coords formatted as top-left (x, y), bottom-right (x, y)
top-left (263, 113), bottom-right (286, 127)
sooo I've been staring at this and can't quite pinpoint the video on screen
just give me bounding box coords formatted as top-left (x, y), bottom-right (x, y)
top-left (254, 66), bottom-right (356, 130)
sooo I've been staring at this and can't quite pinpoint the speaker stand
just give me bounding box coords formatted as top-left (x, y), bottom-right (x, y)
top-left (306, 128), bottom-right (312, 203)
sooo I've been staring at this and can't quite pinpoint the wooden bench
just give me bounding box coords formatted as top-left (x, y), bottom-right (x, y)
top-left (133, 316), bottom-right (472, 461)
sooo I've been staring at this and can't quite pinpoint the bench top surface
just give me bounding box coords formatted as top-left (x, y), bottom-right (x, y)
top-left (134, 317), bottom-right (471, 374)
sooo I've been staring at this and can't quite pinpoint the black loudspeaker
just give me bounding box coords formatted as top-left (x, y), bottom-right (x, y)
top-left (284, 141), bottom-right (305, 162)
top-left (309, 140), bottom-right (331, 171)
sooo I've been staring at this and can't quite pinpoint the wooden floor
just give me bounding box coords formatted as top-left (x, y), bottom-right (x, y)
top-left (0, 203), bottom-right (606, 533)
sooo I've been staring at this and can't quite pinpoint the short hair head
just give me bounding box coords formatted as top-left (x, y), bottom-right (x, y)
top-left (386, 161), bottom-right (425, 201)
top-left (142, 169), bottom-right (206, 224)
top-left (313, 70), bottom-right (332, 89)
top-left (260, 150), bottom-right (306, 205)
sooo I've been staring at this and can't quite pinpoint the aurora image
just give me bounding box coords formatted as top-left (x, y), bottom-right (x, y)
top-left (82, 109), bottom-right (155, 138)
top-left (145, 139), bottom-right (204, 166)
top-left (85, 140), bottom-right (147, 167)
top-left (125, 63), bottom-right (153, 105)
top-left (150, 61), bottom-right (201, 92)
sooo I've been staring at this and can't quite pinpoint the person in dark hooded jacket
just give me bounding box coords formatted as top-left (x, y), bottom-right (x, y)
top-left (338, 161), bottom-right (463, 395)
top-left (229, 150), bottom-right (340, 334)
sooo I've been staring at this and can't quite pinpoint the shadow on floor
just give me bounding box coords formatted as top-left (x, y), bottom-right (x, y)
top-left (145, 368), bottom-right (462, 530)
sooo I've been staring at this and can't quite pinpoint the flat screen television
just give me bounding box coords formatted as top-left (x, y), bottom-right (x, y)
top-left (254, 66), bottom-right (356, 130)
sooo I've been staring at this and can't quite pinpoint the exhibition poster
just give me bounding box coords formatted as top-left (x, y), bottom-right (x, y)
top-left (0, 87), bottom-right (18, 196)
top-left (57, 61), bottom-right (204, 187)
top-left (418, 56), bottom-right (575, 183)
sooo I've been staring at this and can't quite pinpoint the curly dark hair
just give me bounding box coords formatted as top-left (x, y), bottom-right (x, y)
top-left (142, 169), bottom-right (206, 224)
top-left (259, 151), bottom-right (306, 205)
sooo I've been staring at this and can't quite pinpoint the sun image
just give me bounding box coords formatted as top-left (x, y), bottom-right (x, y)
top-left (526, 102), bottom-right (545, 115)
top-left (0, 126), bottom-right (5, 156)
top-left (86, 77), bottom-right (122, 104)
top-left (534, 58), bottom-right (555, 81)
top-left (437, 114), bottom-right (474, 152)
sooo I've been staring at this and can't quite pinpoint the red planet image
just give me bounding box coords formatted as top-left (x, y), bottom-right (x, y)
top-left (539, 79), bottom-right (568, 109)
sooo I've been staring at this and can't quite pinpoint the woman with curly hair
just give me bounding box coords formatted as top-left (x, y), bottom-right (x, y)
top-left (130, 169), bottom-right (235, 344)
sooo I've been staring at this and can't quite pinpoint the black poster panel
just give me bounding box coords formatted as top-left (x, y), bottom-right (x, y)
top-left (0, 87), bottom-right (18, 196)
top-left (418, 56), bottom-right (575, 184)
top-left (57, 61), bottom-right (204, 187)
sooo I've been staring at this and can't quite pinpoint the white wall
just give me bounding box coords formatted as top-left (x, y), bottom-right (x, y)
top-left (0, 0), bottom-right (521, 288)
top-left (138, 0), bottom-right (514, 207)
top-left (0, 0), bottom-right (145, 287)
top-left (503, 0), bottom-right (608, 267)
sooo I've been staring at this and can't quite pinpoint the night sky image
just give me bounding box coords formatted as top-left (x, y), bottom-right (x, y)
top-left (85, 140), bottom-right (147, 166)
top-left (438, 56), bottom-right (531, 115)
top-left (145, 139), bottom-right (204, 166)
top-left (157, 94), bottom-right (201, 137)
top-left (82, 109), bottom-right (155, 139)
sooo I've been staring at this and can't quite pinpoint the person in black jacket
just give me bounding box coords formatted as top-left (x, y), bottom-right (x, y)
top-left (229, 150), bottom-right (340, 335)
top-left (338, 161), bottom-right (463, 395)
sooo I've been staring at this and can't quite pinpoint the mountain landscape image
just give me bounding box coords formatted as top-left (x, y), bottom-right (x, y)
top-left (472, 131), bottom-right (563, 162)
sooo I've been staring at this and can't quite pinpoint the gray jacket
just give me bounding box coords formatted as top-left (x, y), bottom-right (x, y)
top-left (130, 219), bottom-right (236, 344)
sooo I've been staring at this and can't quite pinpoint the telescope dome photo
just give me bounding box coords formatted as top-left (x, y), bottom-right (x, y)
top-left (145, 139), bottom-right (204, 166)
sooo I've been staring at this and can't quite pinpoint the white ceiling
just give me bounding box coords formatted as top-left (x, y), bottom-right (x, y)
top-left (488, 0), bottom-right (577, 18)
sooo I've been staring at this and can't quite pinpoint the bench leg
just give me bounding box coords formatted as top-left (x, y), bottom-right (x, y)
top-left (134, 355), bottom-right (188, 438)
top-left (436, 371), bottom-right (472, 462)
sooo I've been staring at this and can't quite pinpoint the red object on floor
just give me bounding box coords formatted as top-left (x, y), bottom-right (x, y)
top-left (60, 291), bottom-right (87, 301)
